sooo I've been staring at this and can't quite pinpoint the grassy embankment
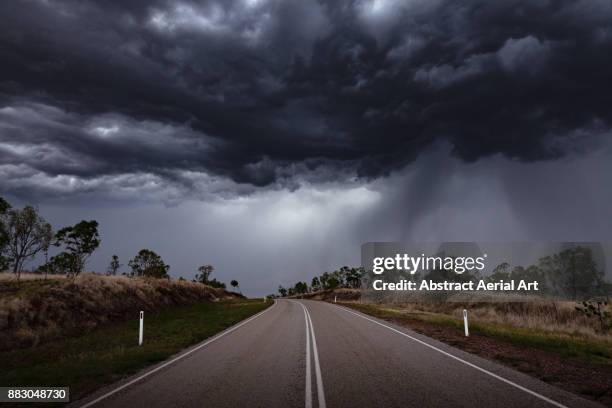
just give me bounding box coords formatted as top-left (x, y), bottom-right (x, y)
top-left (0, 274), bottom-right (271, 404)
top-left (347, 302), bottom-right (612, 363)
top-left (307, 288), bottom-right (612, 360)
top-left (0, 273), bottom-right (243, 349)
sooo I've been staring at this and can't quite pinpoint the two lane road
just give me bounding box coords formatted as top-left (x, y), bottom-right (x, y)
top-left (77, 300), bottom-right (601, 408)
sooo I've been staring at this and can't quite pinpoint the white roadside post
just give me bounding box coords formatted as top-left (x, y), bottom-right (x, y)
top-left (263, 296), bottom-right (267, 303)
top-left (463, 309), bottom-right (469, 337)
top-left (138, 311), bottom-right (144, 346)
top-left (334, 295), bottom-right (337, 303)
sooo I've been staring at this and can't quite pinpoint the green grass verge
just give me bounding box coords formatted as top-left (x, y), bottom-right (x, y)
top-left (346, 303), bottom-right (612, 364)
top-left (0, 299), bottom-right (271, 404)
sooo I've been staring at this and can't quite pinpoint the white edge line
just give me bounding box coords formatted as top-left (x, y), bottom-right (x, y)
top-left (79, 300), bottom-right (277, 408)
top-left (336, 305), bottom-right (569, 408)
top-left (304, 304), bottom-right (326, 408)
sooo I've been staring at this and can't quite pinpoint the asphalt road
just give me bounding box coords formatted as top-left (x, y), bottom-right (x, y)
top-left (75, 299), bottom-right (603, 408)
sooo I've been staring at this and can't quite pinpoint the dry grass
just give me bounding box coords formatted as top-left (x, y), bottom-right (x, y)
top-left (370, 300), bottom-right (612, 341)
top-left (0, 272), bottom-right (65, 281)
top-left (0, 272), bottom-right (240, 350)
top-left (294, 288), bottom-right (362, 301)
top-left (306, 288), bottom-right (612, 341)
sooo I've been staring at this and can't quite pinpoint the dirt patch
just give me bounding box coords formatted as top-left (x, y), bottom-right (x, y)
top-left (346, 303), bottom-right (612, 407)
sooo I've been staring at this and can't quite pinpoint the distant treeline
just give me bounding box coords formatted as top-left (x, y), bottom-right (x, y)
top-left (367, 246), bottom-right (611, 301)
top-left (277, 247), bottom-right (610, 301)
top-left (277, 266), bottom-right (364, 297)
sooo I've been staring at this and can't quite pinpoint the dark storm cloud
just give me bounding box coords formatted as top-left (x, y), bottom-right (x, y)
top-left (1, 0), bottom-right (612, 198)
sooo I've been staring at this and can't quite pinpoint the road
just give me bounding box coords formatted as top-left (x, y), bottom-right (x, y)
top-left (75, 299), bottom-right (602, 408)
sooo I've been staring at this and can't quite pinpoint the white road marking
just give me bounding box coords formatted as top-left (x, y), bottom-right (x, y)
top-left (78, 300), bottom-right (277, 408)
top-left (291, 300), bottom-right (327, 408)
top-left (304, 304), bottom-right (326, 408)
top-left (337, 305), bottom-right (569, 408)
top-left (301, 301), bottom-right (313, 408)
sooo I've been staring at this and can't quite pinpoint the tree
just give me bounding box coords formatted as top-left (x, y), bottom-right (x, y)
top-left (319, 272), bottom-right (330, 289)
top-left (538, 247), bottom-right (603, 299)
top-left (196, 265), bottom-right (214, 283)
top-left (55, 220), bottom-right (100, 277)
top-left (486, 262), bottom-right (511, 282)
top-left (327, 276), bottom-right (340, 289)
top-left (193, 264), bottom-right (225, 288)
top-left (41, 224), bottom-right (53, 280)
top-left (311, 276), bottom-right (321, 292)
top-left (230, 279), bottom-right (240, 292)
top-left (294, 281), bottom-right (309, 294)
top-left (0, 197), bottom-right (9, 214)
top-left (278, 285), bottom-right (288, 297)
top-left (4, 205), bottom-right (53, 279)
top-left (513, 265), bottom-right (549, 293)
top-left (107, 255), bottom-right (121, 276)
top-left (206, 279), bottom-right (226, 289)
top-left (345, 267), bottom-right (364, 289)
top-left (0, 197), bottom-right (12, 271)
top-left (336, 266), bottom-right (350, 287)
top-left (37, 252), bottom-right (77, 275)
top-left (128, 249), bottom-right (170, 278)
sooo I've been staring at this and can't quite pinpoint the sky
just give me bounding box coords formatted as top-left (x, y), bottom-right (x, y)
top-left (1, 0), bottom-right (612, 295)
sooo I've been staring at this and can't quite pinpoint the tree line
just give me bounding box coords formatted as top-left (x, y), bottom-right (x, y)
top-left (277, 266), bottom-right (364, 297)
top-left (365, 247), bottom-right (610, 301)
top-left (274, 247), bottom-right (610, 301)
top-left (484, 247), bottom-right (609, 300)
top-left (0, 196), bottom-right (241, 291)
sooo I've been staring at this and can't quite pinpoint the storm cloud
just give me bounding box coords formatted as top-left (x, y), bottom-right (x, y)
top-left (2, 0), bottom-right (612, 199)
top-left (2, 0), bottom-right (612, 294)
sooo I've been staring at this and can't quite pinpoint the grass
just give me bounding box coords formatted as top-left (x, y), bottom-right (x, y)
top-left (0, 273), bottom-right (238, 350)
top-left (0, 299), bottom-right (271, 404)
top-left (347, 303), bottom-right (612, 363)
top-left (360, 290), bottom-right (612, 339)
top-left (0, 277), bottom-right (63, 298)
top-left (0, 273), bottom-right (66, 281)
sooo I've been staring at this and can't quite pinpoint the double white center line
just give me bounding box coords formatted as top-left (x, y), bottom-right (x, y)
top-left (294, 301), bottom-right (326, 408)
